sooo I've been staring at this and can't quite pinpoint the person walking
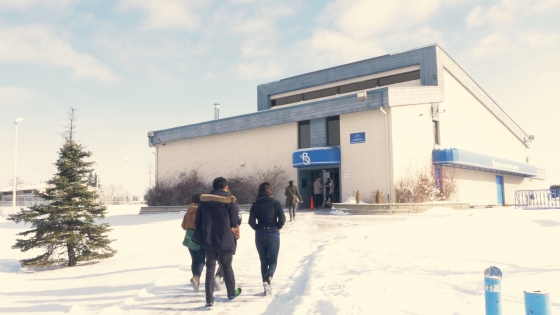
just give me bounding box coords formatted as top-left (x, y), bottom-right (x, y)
top-left (181, 194), bottom-right (204, 292)
top-left (313, 176), bottom-right (324, 208)
top-left (249, 182), bottom-right (286, 295)
top-left (284, 180), bottom-right (303, 221)
top-left (193, 177), bottom-right (242, 309)
top-left (325, 178), bottom-right (335, 206)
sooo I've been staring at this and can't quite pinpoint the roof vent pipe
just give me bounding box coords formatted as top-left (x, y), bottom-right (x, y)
top-left (214, 103), bottom-right (219, 120)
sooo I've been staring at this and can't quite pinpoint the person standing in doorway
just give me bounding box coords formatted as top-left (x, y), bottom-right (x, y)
top-left (181, 194), bottom-right (204, 292)
top-left (325, 178), bottom-right (335, 206)
top-left (193, 177), bottom-right (242, 309)
top-left (249, 182), bottom-right (286, 295)
top-left (313, 176), bottom-right (324, 208)
top-left (284, 180), bottom-right (303, 221)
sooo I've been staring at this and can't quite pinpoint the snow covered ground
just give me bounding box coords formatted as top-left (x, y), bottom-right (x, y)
top-left (1, 205), bottom-right (560, 314)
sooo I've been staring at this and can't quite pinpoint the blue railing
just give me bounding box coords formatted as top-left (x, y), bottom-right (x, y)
top-left (515, 189), bottom-right (560, 210)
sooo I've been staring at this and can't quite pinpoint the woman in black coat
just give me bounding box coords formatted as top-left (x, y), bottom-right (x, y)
top-left (248, 182), bottom-right (286, 295)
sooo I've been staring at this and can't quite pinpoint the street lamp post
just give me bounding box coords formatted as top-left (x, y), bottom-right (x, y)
top-left (13, 118), bottom-right (24, 214)
top-left (122, 157), bottom-right (128, 203)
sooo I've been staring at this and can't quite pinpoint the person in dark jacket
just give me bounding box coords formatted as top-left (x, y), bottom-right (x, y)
top-left (193, 177), bottom-right (242, 309)
top-left (249, 182), bottom-right (286, 295)
top-left (284, 180), bottom-right (303, 221)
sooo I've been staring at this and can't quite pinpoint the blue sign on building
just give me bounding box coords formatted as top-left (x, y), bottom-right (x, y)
top-left (292, 147), bottom-right (341, 168)
top-left (350, 132), bottom-right (365, 144)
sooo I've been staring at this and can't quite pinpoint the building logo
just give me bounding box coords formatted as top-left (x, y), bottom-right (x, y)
top-left (300, 152), bottom-right (311, 165)
top-left (492, 159), bottom-right (519, 171)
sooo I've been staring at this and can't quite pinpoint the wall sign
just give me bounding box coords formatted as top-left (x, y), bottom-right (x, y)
top-left (350, 132), bottom-right (365, 144)
top-left (292, 147), bottom-right (341, 168)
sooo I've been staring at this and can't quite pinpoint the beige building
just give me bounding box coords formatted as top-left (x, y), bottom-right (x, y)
top-left (148, 45), bottom-right (545, 206)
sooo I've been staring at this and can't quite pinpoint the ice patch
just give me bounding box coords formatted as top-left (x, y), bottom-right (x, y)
top-left (329, 209), bottom-right (350, 216)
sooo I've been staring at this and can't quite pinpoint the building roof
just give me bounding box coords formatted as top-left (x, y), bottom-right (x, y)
top-left (148, 44), bottom-right (530, 147)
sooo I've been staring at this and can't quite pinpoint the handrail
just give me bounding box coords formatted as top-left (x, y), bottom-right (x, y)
top-left (515, 189), bottom-right (560, 210)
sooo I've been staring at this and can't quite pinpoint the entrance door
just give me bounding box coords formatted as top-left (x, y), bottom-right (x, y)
top-left (496, 175), bottom-right (504, 205)
top-left (298, 168), bottom-right (340, 208)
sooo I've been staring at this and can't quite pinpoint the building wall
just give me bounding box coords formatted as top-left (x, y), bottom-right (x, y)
top-left (439, 69), bottom-right (526, 162)
top-left (390, 103), bottom-right (435, 187)
top-left (439, 69), bottom-right (536, 204)
top-left (339, 110), bottom-right (389, 202)
top-left (155, 122), bottom-right (298, 199)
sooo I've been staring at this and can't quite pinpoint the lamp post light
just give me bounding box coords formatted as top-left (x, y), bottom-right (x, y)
top-left (13, 118), bottom-right (24, 214)
top-left (122, 157), bottom-right (128, 203)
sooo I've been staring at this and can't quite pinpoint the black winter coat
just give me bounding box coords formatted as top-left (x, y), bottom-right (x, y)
top-left (249, 195), bottom-right (286, 232)
top-left (193, 189), bottom-right (240, 254)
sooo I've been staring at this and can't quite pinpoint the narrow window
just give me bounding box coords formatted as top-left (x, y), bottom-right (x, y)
top-left (433, 120), bottom-right (440, 145)
top-left (298, 120), bottom-right (311, 149)
top-left (327, 116), bottom-right (340, 146)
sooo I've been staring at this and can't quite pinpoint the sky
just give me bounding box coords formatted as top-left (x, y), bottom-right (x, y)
top-left (1, 0), bottom-right (559, 198)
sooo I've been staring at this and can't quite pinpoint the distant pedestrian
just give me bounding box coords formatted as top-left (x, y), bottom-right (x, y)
top-left (325, 178), bottom-right (335, 205)
top-left (193, 177), bottom-right (242, 309)
top-left (181, 194), bottom-right (204, 292)
top-left (249, 182), bottom-right (286, 295)
top-left (284, 180), bottom-right (303, 221)
top-left (313, 176), bottom-right (324, 208)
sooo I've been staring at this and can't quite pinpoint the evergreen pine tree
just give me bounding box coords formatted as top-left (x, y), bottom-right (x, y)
top-left (8, 108), bottom-right (116, 267)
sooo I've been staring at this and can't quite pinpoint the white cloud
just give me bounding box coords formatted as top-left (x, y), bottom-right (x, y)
top-left (466, 0), bottom-right (560, 28)
top-left (320, 0), bottom-right (447, 39)
top-left (295, 29), bottom-right (385, 67)
top-left (0, 25), bottom-right (120, 83)
top-left (235, 60), bottom-right (283, 80)
top-left (117, 0), bottom-right (205, 30)
top-left (0, 0), bottom-right (78, 11)
top-left (0, 86), bottom-right (34, 106)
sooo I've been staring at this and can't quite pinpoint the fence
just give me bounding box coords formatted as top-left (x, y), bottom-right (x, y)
top-left (515, 189), bottom-right (560, 210)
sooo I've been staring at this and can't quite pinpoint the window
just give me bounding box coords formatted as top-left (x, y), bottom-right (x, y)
top-left (270, 70), bottom-right (420, 108)
top-left (298, 120), bottom-right (310, 148)
top-left (327, 116), bottom-right (340, 146)
top-left (433, 120), bottom-right (440, 145)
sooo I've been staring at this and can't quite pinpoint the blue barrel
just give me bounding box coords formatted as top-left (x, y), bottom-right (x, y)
top-left (524, 290), bottom-right (551, 315)
top-left (484, 266), bottom-right (502, 315)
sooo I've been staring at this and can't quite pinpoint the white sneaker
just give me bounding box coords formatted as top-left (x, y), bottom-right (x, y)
top-left (214, 275), bottom-right (222, 291)
top-left (263, 282), bottom-right (272, 295)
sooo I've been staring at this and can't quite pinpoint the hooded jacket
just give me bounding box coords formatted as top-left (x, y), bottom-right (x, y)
top-left (192, 189), bottom-right (240, 254)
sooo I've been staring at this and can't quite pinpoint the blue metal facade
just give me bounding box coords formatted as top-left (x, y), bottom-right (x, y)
top-left (257, 45), bottom-right (438, 111)
top-left (432, 148), bottom-right (537, 177)
top-left (148, 46), bottom-right (439, 146)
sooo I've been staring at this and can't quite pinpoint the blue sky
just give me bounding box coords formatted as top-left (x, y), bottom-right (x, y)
top-left (1, 0), bottom-right (559, 197)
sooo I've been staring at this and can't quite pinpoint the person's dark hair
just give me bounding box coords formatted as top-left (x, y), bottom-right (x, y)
top-left (192, 194), bottom-right (201, 204)
top-left (258, 182), bottom-right (273, 197)
top-left (288, 180), bottom-right (293, 187)
top-left (213, 177), bottom-right (228, 190)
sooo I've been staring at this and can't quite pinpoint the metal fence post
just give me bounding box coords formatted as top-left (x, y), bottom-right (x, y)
top-left (524, 290), bottom-right (551, 315)
top-left (485, 266), bottom-right (502, 315)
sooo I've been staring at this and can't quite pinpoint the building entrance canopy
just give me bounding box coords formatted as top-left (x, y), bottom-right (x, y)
top-left (433, 148), bottom-right (537, 177)
top-left (292, 147), bottom-right (341, 168)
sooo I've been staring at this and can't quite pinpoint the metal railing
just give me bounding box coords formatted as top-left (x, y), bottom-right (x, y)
top-left (515, 189), bottom-right (560, 210)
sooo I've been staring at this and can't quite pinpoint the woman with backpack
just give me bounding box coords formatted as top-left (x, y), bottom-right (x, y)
top-left (181, 194), bottom-right (205, 292)
top-left (249, 182), bottom-right (286, 295)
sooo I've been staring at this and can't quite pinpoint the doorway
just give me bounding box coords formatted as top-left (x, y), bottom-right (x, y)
top-left (297, 167), bottom-right (340, 208)
top-left (496, 175), bottom-right (504, 205)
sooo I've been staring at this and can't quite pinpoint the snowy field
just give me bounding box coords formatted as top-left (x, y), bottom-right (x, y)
top-left (1, 205), bottom-right (560, 314)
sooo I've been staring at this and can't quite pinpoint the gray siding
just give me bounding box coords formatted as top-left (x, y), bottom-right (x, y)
top-left (150, 89), bottom-right (388, 145)
top-left (310, 118), bottom-right (327, 147)
top-left (257, 45), bottom-right (438, 111)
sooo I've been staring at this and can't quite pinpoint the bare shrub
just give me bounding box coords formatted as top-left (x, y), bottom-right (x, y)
top-left (395, 164), bottom-right (457, 203)
top-left (228, 163), bottom-right (288, 204)
top-left (144, 167), bottom-right (211, 206)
